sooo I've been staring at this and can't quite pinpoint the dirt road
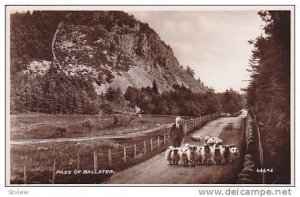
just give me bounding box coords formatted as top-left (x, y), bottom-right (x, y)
top-left (104, 111), bottom-right (247, 184)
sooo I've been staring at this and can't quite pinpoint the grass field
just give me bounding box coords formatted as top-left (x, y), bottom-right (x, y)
top-left (10, 114), bottom-right (177, 184)
top-left (10, 114), bottom-right (176, 140)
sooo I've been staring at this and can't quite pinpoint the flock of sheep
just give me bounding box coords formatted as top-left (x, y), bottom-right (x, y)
top-left (165, 136), bottom-right (240, 166)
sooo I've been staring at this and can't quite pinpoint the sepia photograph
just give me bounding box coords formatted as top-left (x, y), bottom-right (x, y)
top-left (5, 5), bottom-right (294, 186)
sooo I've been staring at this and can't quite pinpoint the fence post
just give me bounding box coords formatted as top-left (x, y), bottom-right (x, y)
top-left (123, 146), bottom-right (127, 163)
top-left (164, 134), bottom-right (166, 145)
top-left (150, 138), bottom-right (153, 151)
top-left (108, 149), bottom-right (112, 166)
top-left (157, 136), bottom-right (160, 148)
top-left (134, 144), bottom-right (137, 159)
top-left (77, 153), bottom-right (80, 170)
top-left (184, 124), bottom-right (187, 133)
top-left (52, 159), bottom-right (56, 184)
top-left (94, 151), bottom-right (98, 171)
top-left (144, 140), bottom-right (147, 154)
top-left (23, 165), bottom-right (27, 184)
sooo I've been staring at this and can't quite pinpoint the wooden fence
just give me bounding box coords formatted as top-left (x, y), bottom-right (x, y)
top-left (12, 112), bottom-right (222, 184)
top-left (184, 112), bottom-right (221, 133)
top-left (13, 134), bottom-right (172, 184)
top-left (220, 111), bottom-right (243, 117)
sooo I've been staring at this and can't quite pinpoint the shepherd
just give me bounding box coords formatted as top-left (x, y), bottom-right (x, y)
top-left (170, 117), bottom-right (185, 147)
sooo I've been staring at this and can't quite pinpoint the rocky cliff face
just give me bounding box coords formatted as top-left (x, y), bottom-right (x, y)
top-left (48, 11), bottom-right (206, 94)
top-left (10, 11), bottom-right (210, 114)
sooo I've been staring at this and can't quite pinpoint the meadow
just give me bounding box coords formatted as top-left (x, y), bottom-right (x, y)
top-left (10, 114), bottom-right (176, 140)
top-left (10, 114), bottom-right (177, 184)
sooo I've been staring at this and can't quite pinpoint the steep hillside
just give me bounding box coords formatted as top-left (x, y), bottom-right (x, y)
top-left (10, 11), bottom-right (208, 113)
top-left (53, 11), bottom-right (206, 93)
top-left (12, 11), bottom-right (206, 93)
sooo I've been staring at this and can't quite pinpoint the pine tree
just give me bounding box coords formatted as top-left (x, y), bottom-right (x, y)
top-left (152, 80), bottom-right (159, 94)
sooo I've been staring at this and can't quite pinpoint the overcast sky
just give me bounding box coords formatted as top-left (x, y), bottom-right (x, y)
top-left (131, 11), bottom-right (264, 93)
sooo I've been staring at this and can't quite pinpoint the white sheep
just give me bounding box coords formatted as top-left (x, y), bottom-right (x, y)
top-left (230, 146), bottom-right (240, 163)
top-left (213, 146), bottom-right (225, 165)
top-left (196, 146), bottom-right (203, 165)
top-left (207, 138), bottom-right (215, 146)
top-left (191, 136), bottom-right (201, 142)
top-left (204, 136), bottom-right (211, 143)
top-left (170, 148), bottom-right (180, 165)
top-left (179, 147), bottom-right (189, 166)
top-left (165, 146), bottom-right (174, 164)
top-left (215, 138), bottom-right (223, 146)
top-left (183, 143), bottom-right (191, 148)
top-left (223, 145), bottom-right (231, 164)
top-left (212, 136), bottom-right (219, 140)
top-left (187, 145), bottom-right (199, 166)
top-left (201, 144), bottom-right (214, 166)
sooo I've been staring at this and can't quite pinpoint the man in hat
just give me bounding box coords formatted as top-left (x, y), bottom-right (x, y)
top-left (170, 117), bottom-right (185, 147)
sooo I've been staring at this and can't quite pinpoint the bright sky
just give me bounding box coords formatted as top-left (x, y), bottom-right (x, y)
top-left (131, 11), bottom-right (264, 93)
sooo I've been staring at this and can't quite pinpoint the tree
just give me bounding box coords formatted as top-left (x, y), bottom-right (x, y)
top-left (197, 78), bottom-right (201, 83)
top-left (105, 87), bottom-right (122, 102)
top-left (246, 11), bottom-right (291, 184)
top-left (185, 66), bottom-right (195, 78)
top-left (152, 80), bottom-right (159, 94)
top-left (247, 11), bottom-right (290, 122)
top-left (220, 89), bottom-right (243, 114)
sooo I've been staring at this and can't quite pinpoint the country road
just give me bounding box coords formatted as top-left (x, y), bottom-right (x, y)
top-left (104, 111), bottom-right (247, 184)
